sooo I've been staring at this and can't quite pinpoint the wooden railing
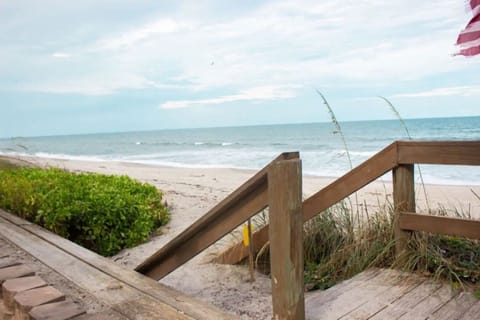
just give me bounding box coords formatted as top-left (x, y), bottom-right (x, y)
top-left (135, 152), bottom-right (299, 279)
top-left (216, 142), bottom-right (398, 264)
top-left (137, 140), bottom-right (480, 320)
top-left (217, 141), bottom-right (480, 264)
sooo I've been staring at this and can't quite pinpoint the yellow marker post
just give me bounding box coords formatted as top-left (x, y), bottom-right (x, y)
top-left (243, 219), bottom-right (255, 282)
top-left (243, 224), bottom-right (250, 247)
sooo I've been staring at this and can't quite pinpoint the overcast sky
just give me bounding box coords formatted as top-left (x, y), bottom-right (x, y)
top-left (1, 0), bottom-right (479, 138)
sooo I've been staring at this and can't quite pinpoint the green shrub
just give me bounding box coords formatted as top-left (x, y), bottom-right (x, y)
top-left (0, 168), bottom-right (169, 256)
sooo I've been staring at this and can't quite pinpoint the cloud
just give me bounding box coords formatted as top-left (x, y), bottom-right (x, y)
top-left (51, 52), bottom-right (71, 58)
top-left (392, 85), bottom-right (480, 98)
top-left (20, 73), bottom-right (153, 95)
top-left (1, 0), bottom-right (476, 98)
top-left (160, 85), bottom-right (297, 109)
top-left (94, 19), bottom-right (192, 51)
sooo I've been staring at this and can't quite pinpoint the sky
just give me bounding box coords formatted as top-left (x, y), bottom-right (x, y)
top-left (0, 0), bottom-right (479, 138)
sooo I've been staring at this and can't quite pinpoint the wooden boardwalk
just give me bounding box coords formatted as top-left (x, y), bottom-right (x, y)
top-left (305, 268), bottom-right (479, 320)
top-left (0, 209), bottom-right (235, 320)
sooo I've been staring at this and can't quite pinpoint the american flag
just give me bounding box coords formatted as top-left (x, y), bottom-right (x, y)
top-left (456, 0), bottom-right (480, 56)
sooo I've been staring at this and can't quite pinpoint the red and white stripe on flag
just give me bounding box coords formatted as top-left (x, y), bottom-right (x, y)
top-left (456, 0), bottom-right (480, 56)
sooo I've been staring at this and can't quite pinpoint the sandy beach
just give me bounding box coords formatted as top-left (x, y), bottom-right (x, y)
top-left (5, 155), bottom-right (480, 319)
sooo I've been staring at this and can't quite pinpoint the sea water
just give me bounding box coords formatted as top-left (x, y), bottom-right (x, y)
top-left (1, 116), bottom-right (479, 185)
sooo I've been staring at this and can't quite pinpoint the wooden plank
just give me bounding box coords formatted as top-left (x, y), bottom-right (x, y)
top-left (397, 285), bottom-right (455, 320)
top-left (369, 280), bottom-right (443, 319)
top-left (136, 152), bottom-right (298, 279)
top-left (218, 142), bottom-right (398, 265)
top-left (0, 210), bottom-right (235, 320)
top-left (339, 271), bottom-right (424, 319)
top-left (306, 269), bottom-right (405, 320)
top-left (0, 216), bottom-right (194, 320)
top-left (460, 301), bottom-right (480, 320)
top-left (304, 268), bottom-right (381, 311)
top-left (397, 141), bottom-right (480, 165)
top-left (428, 291), bottom-right (478, 320)
top-left (399, 212), bottom-right (480, 240)
top-left (268, 159), bottom-right (304, 320)
top-left (393, 164), bottom-right (415, 259)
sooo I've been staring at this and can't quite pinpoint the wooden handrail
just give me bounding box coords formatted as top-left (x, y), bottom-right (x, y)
top-left (217, 140), bottom-right (480, 264)
top-left (217, 142), bottom-right (399, 264)
top-left (136, 152), bottom-right (299, 280)
top-left (397, 141), bottom-right (480, 165)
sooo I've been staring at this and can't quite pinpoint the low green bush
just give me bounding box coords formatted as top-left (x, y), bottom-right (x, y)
top-left (0, 168), bottom-right (169, 256)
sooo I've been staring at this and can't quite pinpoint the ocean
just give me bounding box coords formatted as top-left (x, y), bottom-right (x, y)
top-left (1, 116), bottom-right (479, 185)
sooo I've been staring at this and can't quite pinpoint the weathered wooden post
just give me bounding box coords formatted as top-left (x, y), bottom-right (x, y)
top-left (393, 164), bottom-right (415, 259)
top-left (268, 159), bottom-right (304, 320)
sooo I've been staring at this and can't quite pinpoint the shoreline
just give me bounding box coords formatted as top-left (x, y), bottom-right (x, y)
top-left (2, 151), bottom-right (480, 187)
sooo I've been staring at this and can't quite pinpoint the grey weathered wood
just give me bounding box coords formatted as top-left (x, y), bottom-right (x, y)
top-left (369, 279), bottom-right (443, 320)
top-left (339, 271), bottom-right (424, 319)
top-left (393, 164), bottom-right (415, 259)
top-left (136, 152), bottom-right (298, 279)
top-left (397, 285), bottom-right (454, 320)
top-left (428, 291), bottom-right (478, 320)
top-left (268, 159), bottom-right (304, 320)
top-left (460, 301), bottom-right (480, 320)
top-left (0, 216), bottom-right (184, 320)
top-left (304, 268), bottom-right (381, 312)
top-left (399, 212), bottom-right (480, 240)
top-left (306, 269), bottom-right (401, 319)
top-left (397, 141), bottom-right (480, 165)
top-left (0, 210), bottom-right (235, 320)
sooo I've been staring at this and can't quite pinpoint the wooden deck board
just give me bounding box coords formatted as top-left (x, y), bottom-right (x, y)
top-left (304, 268), bottom-right (381, 311)
top-left (429, 291), bottom-right (479, 320)
top-left (459, 301), bottom-right (480, 320)
top-left (397, 285), bottom-right (454, 320)
top-left (339, 272), bottom-right (424, 319)
top-left (306, 268), bottom-right (477, 320)
top-left (0, 210), bottom-right (235, 320)
top-left (306, 269), bottom-right (408, 319)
